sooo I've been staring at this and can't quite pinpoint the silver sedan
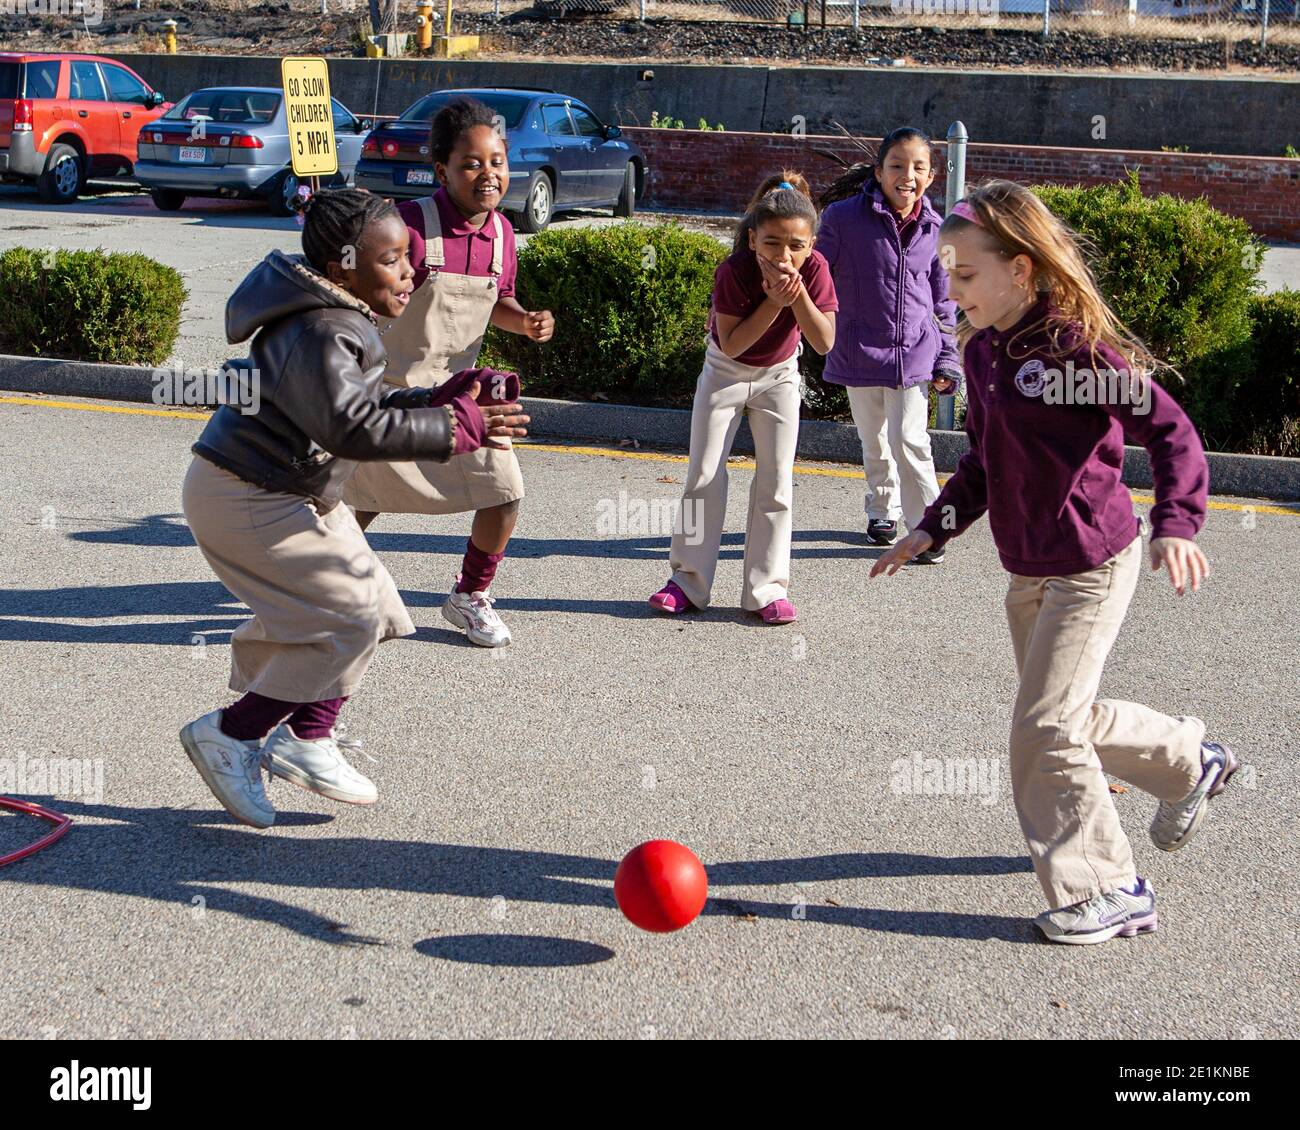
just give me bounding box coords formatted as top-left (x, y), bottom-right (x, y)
top-left (134, 86), bottom-right (369, 215)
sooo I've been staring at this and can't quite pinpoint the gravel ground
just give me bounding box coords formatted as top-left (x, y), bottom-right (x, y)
top-left (1, 3), bottom-right (1297, 73)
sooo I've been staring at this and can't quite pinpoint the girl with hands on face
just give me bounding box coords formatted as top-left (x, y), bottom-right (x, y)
top-left (648, 171), bottom-right (838, 624)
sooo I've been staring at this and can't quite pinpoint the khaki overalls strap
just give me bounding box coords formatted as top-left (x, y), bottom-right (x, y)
top-left (417, 196), bottom-right (444, 269)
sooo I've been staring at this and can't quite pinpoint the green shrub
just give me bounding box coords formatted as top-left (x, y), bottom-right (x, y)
top-left (1032, 171), bottom-right (1262, 371)
top-left (481, 222), bottom-right (726, 406)
top-left (1186, 289), bottom-right (1300, 456)
top-left (0, 247), bottom-right (186, 366)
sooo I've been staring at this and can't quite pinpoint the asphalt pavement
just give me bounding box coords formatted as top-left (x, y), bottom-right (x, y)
top-left (0, 392), bottom-right (1295, 1039)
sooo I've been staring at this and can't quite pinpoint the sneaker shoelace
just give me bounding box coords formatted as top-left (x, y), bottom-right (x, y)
top-left (467, 592), bottom-right (502, 626)
top-left (337, 736), bottom-right (379, 765)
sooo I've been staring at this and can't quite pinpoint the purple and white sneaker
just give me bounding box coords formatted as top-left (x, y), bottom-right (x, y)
top-left (1150, 740), bottom-right (1239, 853)
top-left (1034, 878), bottom-right (1158, 945)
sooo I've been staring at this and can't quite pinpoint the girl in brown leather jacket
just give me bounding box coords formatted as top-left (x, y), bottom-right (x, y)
top-left (179, 189), bottom-right (529, 830)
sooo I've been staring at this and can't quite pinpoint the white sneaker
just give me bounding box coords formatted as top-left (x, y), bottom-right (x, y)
top-left (1150, 741), bottom-right (1239, 852)
top-left (1035, 878), bottom-right (1158, 945)
top-left (262, 724), bottom-right (378, 806)
top-left (179, 710), bottom-right (275, 829)
top-left (442, 584), bottom-right (512, 647)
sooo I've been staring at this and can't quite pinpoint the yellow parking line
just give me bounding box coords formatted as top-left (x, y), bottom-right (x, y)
top-left (4, 395), bottom-right (1298, 517)
top-left (0, 395), bottom-right (209, 421)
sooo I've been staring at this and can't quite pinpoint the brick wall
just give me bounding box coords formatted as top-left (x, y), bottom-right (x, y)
top-left (625, 128), bottom-right (1300, 242)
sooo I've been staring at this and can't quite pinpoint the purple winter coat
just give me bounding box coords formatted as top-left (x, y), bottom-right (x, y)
top-left (815, 183), bottom-right (961, 390)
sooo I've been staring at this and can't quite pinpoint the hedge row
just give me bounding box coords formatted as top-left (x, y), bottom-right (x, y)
top-left (8, 176), bottom-right (1295, 457)
top-left (0, 248), bottom-right (186, 367)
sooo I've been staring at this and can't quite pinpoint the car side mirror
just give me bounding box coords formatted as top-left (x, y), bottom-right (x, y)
top-left (604, 124), bottom-right (622, 140)
top-left (357, 118), bottom-right (371, 132)
top-left (147, 91), bottom-right (164, 107)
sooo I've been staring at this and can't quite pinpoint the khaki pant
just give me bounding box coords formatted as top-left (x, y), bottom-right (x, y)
top-left (846, 383), bottom-right (940, 530)
top-left (669, 341), bottom-right (801, 610)
top-left (1005, 536), bottom-right (1205, 908)
top-left (182, 456), bottom-right (414, 702)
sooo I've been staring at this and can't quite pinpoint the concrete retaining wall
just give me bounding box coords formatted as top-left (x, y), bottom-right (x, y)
top-left (105, 54), bottom-right (1300, 158)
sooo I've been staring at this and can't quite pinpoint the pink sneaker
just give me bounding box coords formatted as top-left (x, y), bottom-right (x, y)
top-left (649, 580), bottom-right (692, 614)
top-left (758, 598), bottom-right (798, 624)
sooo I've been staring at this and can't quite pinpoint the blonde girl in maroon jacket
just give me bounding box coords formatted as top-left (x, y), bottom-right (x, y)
top-left (873, 181), bottom-right (1238, 945)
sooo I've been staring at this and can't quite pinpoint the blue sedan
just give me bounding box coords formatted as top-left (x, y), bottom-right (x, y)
top-left (354, 87), bottom-right (648, 233)
top-left (135, 87), bottom-right (370, 215)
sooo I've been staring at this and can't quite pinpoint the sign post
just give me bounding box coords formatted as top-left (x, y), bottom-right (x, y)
top-left (280, 56), bottom-right (338, 201)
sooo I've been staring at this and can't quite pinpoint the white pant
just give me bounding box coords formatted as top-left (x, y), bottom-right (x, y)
top-left (846, 383), bottom-right (940, 529)
top-left (670, 342), bottom-right (801, 610)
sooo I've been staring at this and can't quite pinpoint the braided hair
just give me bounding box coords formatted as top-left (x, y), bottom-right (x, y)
top-left (733, 170), bottom-right (818, 255)
top-left (295, 188), bottom-right (398, 273)
top-left (430, 96), bottom-right (501, 167)
top-left (818, 126), bottom-right (936, 208)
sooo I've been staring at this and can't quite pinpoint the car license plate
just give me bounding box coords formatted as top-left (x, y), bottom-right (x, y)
top-left (403, 168), bottom-right (434, 185)
top-left (178, 147), bottom-right (206, 162)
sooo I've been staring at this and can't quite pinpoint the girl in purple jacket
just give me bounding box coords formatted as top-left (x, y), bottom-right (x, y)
top-left (873, 180), bottom-right (1237, 945)
top-left (816, 127), bottom-right (962, 562)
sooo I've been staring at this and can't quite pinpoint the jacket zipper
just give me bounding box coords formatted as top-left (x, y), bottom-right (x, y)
top-left (891, 205), bottom-right (906, 389)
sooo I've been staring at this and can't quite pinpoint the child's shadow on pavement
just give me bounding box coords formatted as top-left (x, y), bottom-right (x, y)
top-left (10, 802), bottom-right (1040, 963)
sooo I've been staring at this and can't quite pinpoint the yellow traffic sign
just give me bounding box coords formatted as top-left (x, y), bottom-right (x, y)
top-left (280, 56), bottom-right (338, 178)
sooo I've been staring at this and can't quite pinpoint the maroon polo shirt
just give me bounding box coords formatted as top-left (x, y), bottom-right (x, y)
top-left (398, 186), bottom-right (517, 297)
top-left (708, 248), bottom-right (838, 368)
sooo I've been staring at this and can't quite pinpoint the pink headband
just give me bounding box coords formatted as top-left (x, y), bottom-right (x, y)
top-left (949, 199), bottom-right (983, 226)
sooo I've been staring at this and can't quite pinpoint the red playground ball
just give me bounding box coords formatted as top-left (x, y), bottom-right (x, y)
top-left (615, 840), bottom-right (708, 933)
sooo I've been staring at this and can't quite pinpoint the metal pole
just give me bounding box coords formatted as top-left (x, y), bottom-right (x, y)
top-left (945, 120), bottom-right (967, 218)
top-left (639, 0), bottom-right (646, 20)
top-left (1261, 0), bottom-right (1270, 50)
top-left (852, 0), bottom-right (860, 32)
top-left (938, 120), bottom-right (968, 432)
top-left (1042, 0), bottom-right (1050, 38)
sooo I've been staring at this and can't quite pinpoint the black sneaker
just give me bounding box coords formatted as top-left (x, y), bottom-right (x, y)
top-left (867, 519), bottom-right (898, 546)
top-left (911, 548), bottom-right (946, 565)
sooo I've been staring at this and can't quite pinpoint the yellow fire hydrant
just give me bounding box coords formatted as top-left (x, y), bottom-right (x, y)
top-left (163, 18), bottom-right (177, 54)
top-left (416, 0), bottom-right (434, 53)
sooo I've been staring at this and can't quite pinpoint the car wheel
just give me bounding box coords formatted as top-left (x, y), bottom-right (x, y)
top-left (614, 162), bottom-right (636, 218)
top-left (150, 188), bottom-right (186, 212)
top-left (37, 143), bottom-right (84, 205)
top-left (518, 170), bottom-right (553, 233)
top-left (266, 169), bottom-right (300, 217)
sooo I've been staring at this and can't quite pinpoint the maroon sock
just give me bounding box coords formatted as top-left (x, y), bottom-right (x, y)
top-left (220, 693), bottom-right (298, 742)
top-left (285, 697), bottom-right (349, 741)
top-left (456, 539), bottom-right (505, 594)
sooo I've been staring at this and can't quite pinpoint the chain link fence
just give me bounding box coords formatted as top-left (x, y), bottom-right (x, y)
top-left (453, 0), bottom-right (1297, 36)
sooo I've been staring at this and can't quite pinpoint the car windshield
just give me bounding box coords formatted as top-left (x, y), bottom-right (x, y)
top-left (163, 90), bottom-right (281, 125)
top-left (398, 92), bottom-right (529, 129)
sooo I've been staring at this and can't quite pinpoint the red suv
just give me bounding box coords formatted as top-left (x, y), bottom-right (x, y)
top-left (0, 52), bottom-right (169, 204)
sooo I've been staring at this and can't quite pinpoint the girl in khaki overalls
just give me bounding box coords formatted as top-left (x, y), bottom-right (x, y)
top-left (180, 190), bottom-right (528, 830)
top-left (345, 97), bottom-right (555, 648)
